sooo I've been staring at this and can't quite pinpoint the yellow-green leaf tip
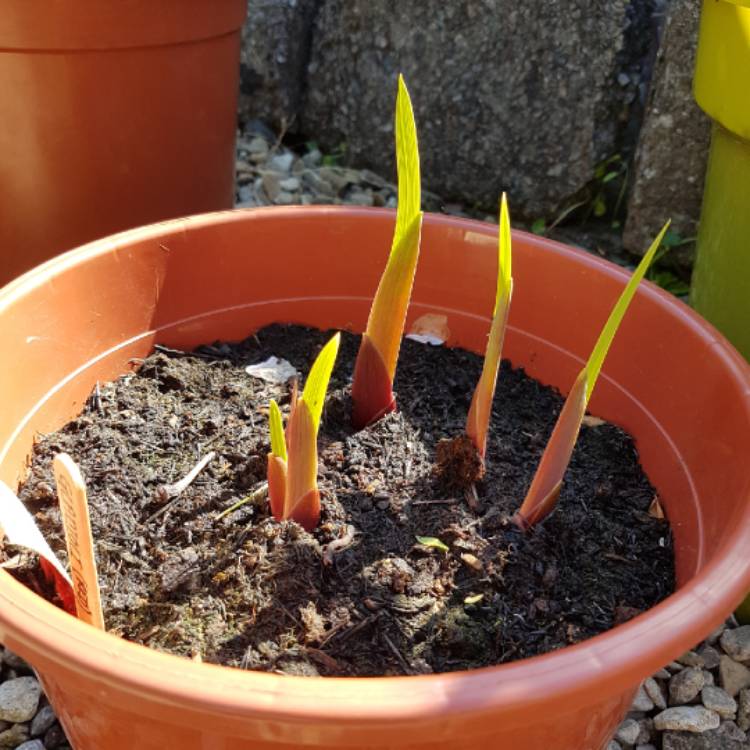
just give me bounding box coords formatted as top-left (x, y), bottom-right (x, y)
top-left (268, 399), bottom-right (287, 462)
top-left (584, 219), bottom-right (671, 401)
top-left (415, 535), bottom-right (449, 554)
top-left (302, 333), bottom-right (341, 430)
top-left (496, 192), bottom-right (512, 314)
top-left (393, 75), bottom-right (420, 253)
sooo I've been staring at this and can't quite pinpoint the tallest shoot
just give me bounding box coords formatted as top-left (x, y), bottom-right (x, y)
top-left (351, 75), bottom-right (423, 429)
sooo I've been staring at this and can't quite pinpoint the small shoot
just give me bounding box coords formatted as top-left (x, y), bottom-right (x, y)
top-left (351, 74), bottom-right (423, 429)
top-left (467, 193), bottom-right (513, 463)
top-left (437, 195), bottom-right (512, 486)
top-left (514, 221), bottom-right (671, 531)
top-left (415, 535), bottom-right (450, 554)
top-left (267, 334), bottom-right (340, 531)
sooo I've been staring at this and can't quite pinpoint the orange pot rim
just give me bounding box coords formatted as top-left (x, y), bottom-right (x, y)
top-left (0, 1), bottom-right (247, 51)
top-left (2, 207), bottom-right (750, 728)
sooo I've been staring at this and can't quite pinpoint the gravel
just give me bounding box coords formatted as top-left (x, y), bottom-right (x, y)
top-left (0, 650), bottom-right (70, 748)
top-left (624, 617), bottom-right (750, 749)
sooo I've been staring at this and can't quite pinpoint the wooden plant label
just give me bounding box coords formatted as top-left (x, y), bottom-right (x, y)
top-left (53, 453), bottom-right (105, 630)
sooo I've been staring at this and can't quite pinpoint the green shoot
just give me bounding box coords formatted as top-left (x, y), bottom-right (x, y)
top-left (267, 333), bottom-right (340, 530)
top-left (351, 74), bottom-right (423, 429)
top-left (466, 193), bottom-right (513, 465)
top-left (514, 221), bottom-right (671, 531)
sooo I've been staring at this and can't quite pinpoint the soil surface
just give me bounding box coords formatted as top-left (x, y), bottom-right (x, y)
top-left (11, 325), bottom-right (674, 677)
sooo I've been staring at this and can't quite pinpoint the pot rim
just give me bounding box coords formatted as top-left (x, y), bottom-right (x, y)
top-left (2, 206), bottom-right (750, 726)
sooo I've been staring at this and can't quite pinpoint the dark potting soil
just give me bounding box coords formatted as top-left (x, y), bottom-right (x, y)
top-left (12, 325), bottom-right (674, 677)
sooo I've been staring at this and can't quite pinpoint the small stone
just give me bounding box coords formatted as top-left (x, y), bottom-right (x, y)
top-left (247, 136), bottom-right (269, 156)
top-left (346, 191), bottom-right (373, 206)
top-left (636, 717), bottom-right (654, 744)
top-left (261, 172), bottom-right (281, 202)
top-left (636, 745), bottom-right (657, 750)
top-left (678, 651), bottom-right (706, 669)
top-left (702, 670), bottom-right (715, 687)
top-left (667, 661), bottom-right (685, 673)
top-left (654, 668), bottom-right (672, 680)
top-left (701, 686), bottom-right (737, 718)
top-left (16, 741), bottom-right (45, 750)
top-left (654, 706), bottom-right (721, 733)
top-left (699, 645), bottom-right (722, 670)
top-left (30, 705), bottom-right (56, 736)
top-left (631, 683), bottom-right (656, 712)
top-left (669, 667), bottom-right (705, 704)
top-left (644, 676), bottom-right (667, 709)
top-left (279, 176), bottom-right (300, 192)
top-left (0, 677), bottom-right (41, 722)
top-left (302, 149), bottom-right (322, 168)
top-left (359, 168), bottom-right (388, 188)
top-left (0, 723), bottom-right (29, 747)
top-left (719, 655), bottom-right (750, 697)
top-left (719, 720), bottom-right (747, 741)
top-left (662, 722), bottom-right (747, 749)
top-left (235, 157), bottom-right (253, 173)
top-left (43, 723), bottom-right (67, 749)
top-left (606, 741), bottom-right (622, 750)
top-left (1, 650), bottom-right (29, 672)
top-left (318, 166), bottom-right (359, 192)
top-left (706, 624), bottom-right (726, 646)
top-left (237, 184), bottom-right (253, 203)
top-left (736, 689), bottom-right (750, 731)
top-left (662, 720), bottom-right (747, 749)
top-left (276, 191), bottom-right (296, 205)
top-left (301, 170), bottom-right (335, 197)
top-left (615, 717), bottom-right (640, 744)
top-left (721, 626), bottom-right (750, 663)
top-left (268, 152), bottom-right (294, 173)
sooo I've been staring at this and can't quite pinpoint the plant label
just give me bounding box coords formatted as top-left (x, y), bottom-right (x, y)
top-left (53, 453), bottom-right (105, 630)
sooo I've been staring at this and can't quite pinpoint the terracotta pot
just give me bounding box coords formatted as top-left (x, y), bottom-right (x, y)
top-left (0, 0), bottom-right (246, 286)
top-left (1, 207), bottom-right (749, 750)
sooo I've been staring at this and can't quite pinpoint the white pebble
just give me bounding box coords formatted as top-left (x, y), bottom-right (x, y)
top-left (631, 682), bottom-right (655, 712)
top-left (615, 717), bottom-right (640, 745)
top-left (0, 677), bottom-right (41, 723)
top-left (654, 705), bottom-right (721, 733)
top-left (701, 685), bottom-right (737, 718)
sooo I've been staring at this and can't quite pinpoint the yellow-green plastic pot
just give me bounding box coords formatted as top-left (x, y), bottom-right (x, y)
top-left (691, 0), bottom-right (750, 358)
top-left (691, 0), bottom-right (750, 621)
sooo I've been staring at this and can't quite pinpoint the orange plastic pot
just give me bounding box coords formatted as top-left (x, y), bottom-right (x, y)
top-left (0, 0), bottom-right (246, 286)
top-left (1, 207), bottom-right (749, 750)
